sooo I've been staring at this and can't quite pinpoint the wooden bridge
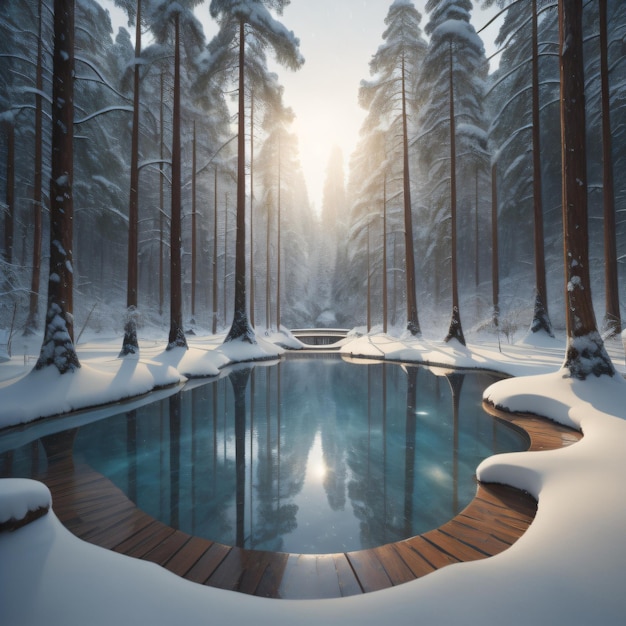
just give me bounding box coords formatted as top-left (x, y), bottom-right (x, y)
top-left (290, 328), bottom-right (349, 348)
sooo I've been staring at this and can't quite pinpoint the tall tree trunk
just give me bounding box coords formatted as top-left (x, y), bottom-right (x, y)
top-left (276, 134), bottom-right (282, 331)
top-left (530, 0), bottom-right (553, 337)
top-left (382, 174), bottom-right (388, 334)
top-left (191, 120), bottom-right (197, 321)
top-left (223, 193), bottom-right (228, 325)
top-left (367, 221), bottom-right (371, 332)
top-left (25, 0), bottom-right (44, 335)
top-left (401, 54), bottom-right (420, 336)
top-left (159, 70), bottom-right (165, 317)
top-left (3, 122), bottom-right (14, 266)
top-left (474, 170), bottom-right (479, 290)
top-left (392, 232), bottom-right (397, 327)
top-left (444, 42), bottom-right (465, 346)
top-left (599, 0), bottom-right (620, 336)
top-left (212, 165), bottom-right (219, 334)
top-left (266, 193), bottom-right (271, 329)
top-left (120, 0), bottom-right (142, 356)
top-left (559, 0), bottom-right (613, 379)
top-left (225, 19), bottom-right (255, 344)
top-left (35, 0), bottom-right (80, 373)
top-left (249, 90), bottom-right (255, 328)
top-left (491, 161), bottom-right (499, 327)
top-left (167, 14), bottom-right (187, 350)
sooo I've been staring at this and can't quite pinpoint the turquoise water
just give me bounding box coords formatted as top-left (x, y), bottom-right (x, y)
top-left (0, 358), bottom-right (525, 554)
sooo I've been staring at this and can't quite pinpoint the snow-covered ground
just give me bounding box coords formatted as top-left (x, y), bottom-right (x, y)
top-left (1, 328), bottom-right (626, 625)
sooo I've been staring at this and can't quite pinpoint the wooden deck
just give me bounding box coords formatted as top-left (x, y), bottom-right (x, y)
top-left (35, 409), bottom-right (581, 600)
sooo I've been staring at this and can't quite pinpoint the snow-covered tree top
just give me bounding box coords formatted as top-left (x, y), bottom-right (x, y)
top-left (430, 18), bottom-right (485, 56)
top-left (425, 0), bottom-right (473, 35)
top-left (209, 0), bottom-right (303, 70)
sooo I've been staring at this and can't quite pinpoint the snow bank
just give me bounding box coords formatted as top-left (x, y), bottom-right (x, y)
top-left (219, 334), bottom-right (285, 362)
top-left (0, 333), bottom-right (284, 430)
top-left (339, 331), bottom-right (567, 378)
top-left (0, 359), bottom-right (182, 427)
top-left (0, 479), bottom-right (50, 528)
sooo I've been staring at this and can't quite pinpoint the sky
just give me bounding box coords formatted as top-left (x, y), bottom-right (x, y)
top-left (100, 0), bottom-right (501, 212)
top-left (266, 1), bottom-right (499, 211)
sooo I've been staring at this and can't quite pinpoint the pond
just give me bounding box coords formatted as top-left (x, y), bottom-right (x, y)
top-left (0, 356), bottom-right (526, 554)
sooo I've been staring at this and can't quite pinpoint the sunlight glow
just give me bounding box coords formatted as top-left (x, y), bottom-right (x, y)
top-left (427, 466), bottom-right (450, 485)
top-left (285, 84), bottom-right (364, 214)
top-left (306, 432), bottom-right (328, 484)
top-left (313, 461), bottom-right (327, 481)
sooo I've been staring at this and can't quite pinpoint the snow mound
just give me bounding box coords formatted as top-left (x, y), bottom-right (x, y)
top-left (0, 479), bottom-right (51, 527)
top-left (0, 359), bottom-right (182, 427)
top-left (219, 334), bottom-right (284, 363)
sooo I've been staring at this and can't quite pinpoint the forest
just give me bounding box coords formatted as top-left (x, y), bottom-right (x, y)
top-left (1, 0), bottom-right (625, 363)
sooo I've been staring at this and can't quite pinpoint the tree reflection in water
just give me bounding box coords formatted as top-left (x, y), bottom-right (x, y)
top-left (0, 358), bottom-right (525, 554)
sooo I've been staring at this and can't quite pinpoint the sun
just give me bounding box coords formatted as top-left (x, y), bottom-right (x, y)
top-left (289, 103), bottom-right (363, 214)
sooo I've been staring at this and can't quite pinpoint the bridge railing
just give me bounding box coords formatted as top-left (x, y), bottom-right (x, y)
top-left (290, 328), bottom-right (349, 347)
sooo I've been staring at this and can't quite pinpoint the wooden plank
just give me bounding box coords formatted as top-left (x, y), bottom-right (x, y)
top-left (207, 546), bottom-right (249, 592)
top-left (404, 535), bottom-right (460, 570)
top-left (237, 550), bottom-right (274, 596)
top-left (83, 510), bottom-right (151, 549)
top-left (205, 547), bottom-right (290, 597)
top-left (141, 530), bottom-right (189, 566)
top-left (74, 499), bottom-right (138, 531)
top-left (392, 542), bottom-right (437, 579)
top-left (422, 529), bottom-right (489, 563)
top-left (455, 512), bottom-right (518, 545)
top-left (114, 521), bottom-right (177, 559)
top-left (164, 535), bottom-right (214, 578)
top-left (108, 517), bottom-right (158, 551)
top-left (476, 484), bottom-right (537, 518)
top-left (346, 549), bottom-right (392, 593)
top-left (274, 554), bottom-right (342, 599)
top-left (371, 544), bottom-right (416, 586)
top-left (186, 543), bottom-right (231, 585)
top-left (78, 511), bottom-right (142, 542)
top-left (439, 519), bottom-right (510, 556)
top-left (333, 554), bottom-right (363, 597)
top-left (253, 552), bottom-right (290, 598)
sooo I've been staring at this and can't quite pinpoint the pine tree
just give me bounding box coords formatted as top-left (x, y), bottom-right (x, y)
top-left (35, 0), bottom-right (80, 374)
top-left (598, 0), bottom-right (620, 336)
top-left (559, 0), bottom-right (614, 379)
top-left (116, 0), bottom-right (143, 357)
top-left (110, 0), bottom-right (146, 355)
top-left (359, 0), bottom-right (427, 336)
top-left (208, 0), bottom-right (303, 344)
top-left (483, 0), bottom-right (557, 337)
top-left (24, 0), bottom-right (45, 336)
top-left (419, 0), bottom-right (489, 340)
top-left (150, 0), bottom-right (205, 351)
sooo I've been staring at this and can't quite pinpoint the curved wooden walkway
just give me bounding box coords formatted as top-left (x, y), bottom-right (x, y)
top-left (35, 409), bottom-right (581, 600)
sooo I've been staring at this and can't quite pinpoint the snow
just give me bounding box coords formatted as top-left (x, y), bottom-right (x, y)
top-left (432, 18), bottom-right (485, 55)
top-left (0, 479), bottom-right (50, 525)
top-left (1, 330), bottom-right (626, 625)
top-left (0, 331), bottom-right (282, 429)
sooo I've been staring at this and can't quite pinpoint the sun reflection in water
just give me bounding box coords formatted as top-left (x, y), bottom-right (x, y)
top-left (307, 432), bottom-right (328, 483)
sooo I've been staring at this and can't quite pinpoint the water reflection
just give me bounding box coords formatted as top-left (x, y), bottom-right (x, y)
top-left (0, 358), bottom-right (525, 554)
